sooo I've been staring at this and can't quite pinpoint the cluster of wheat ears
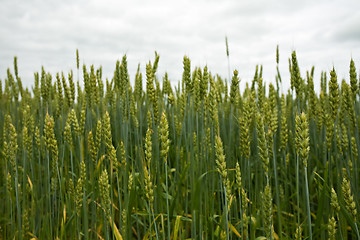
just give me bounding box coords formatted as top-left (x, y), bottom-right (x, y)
top-left (0, 47), bottom-right (360, 239)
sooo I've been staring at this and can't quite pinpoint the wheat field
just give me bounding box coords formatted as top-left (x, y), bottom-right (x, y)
top-left (0, 49), bottom-right (359, 239)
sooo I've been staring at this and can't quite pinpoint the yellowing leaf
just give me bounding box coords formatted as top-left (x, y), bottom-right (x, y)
top-left (27, 175), bottom-right (33, 191)
top-left (230, 224), bottom-right (241, 238)
top-left (173, 215), bottom-right (182, 240)
top-left (109, 216), bottom-right (123, 240)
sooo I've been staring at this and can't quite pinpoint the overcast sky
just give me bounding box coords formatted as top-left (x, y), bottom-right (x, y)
top-left (1, 0), bottom-right (360, 93)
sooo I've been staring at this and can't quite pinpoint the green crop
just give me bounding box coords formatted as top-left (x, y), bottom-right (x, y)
top-left (0, 49), bottom-right (359, 239)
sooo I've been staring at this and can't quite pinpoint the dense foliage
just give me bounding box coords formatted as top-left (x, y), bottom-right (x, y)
top-left (0, 50), bottom-right (360, 239)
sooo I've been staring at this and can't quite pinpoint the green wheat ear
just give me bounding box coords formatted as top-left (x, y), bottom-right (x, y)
top-left (153, 93), bottom-right (159, 125)
top-left (145, 127), bottom-right (152, 167)
top-left (236, 160), bottom-right (249, 238)
top-left (235, 162), bottom-right (242, 192)
top-left (147, 110), bottom-right (152, 131)
top-left (8, 122), bottom-right (18, 173)
top-left (280, 94), bottom-right (288, 152)
top-left (23, 126), bottom-right (32, 160)
top-left (168, 92), bottom-right (175, 105)
top-left (6, 172), bottom-right (12, 196)
top-left (350, 136), bottom-right (357, 173)
top-left (146, 62), bottom-right (155, 103)
top-left (34, 126), bottom-right (40, 155)
top-left (70, 109), bottom-right (80, 136)
top-left (68, 178), bottom-right (75, 202)
top-left (21, 209), bottom-right (29, 240)
top-left (229, 69), bottom-right (239, 104)
top-left (182, 56), bottom-right (191, 94)
top-left (129, 86), bottom-right (139, 128)
top-left (60, 73), bottom-right (71, 108)
top-left (328, 216), bottom-right (336, 240)
top-left (99, 169), bottom-right (111, 219)
top-left (103, 111), bottom-right (117, 172)
top-left (143, 164), bottom-right (154, 207)
top-left (263, 183), bottom-right (273, 239)
top-left (76, 49), bottom-right (79, 70)
top-left (75, 176), bottom-right (83, 216)
top-left (64, 116), bottom-right (73, 148)
top-left (79, 101), bottom-right (86, 135)
top-left (160, 112), bottom-right (170, 163)
top-left (295, 112), bottom-right (309, 167)
top-left (215, 135), bottom-right (231, 205)
top-left (291, 51), bottom-right (301, 97)
top-left (330, 188), bottom-right (340, 213)
top-left (294, 225), bottom-right (302, 240)
top-left (239, 100), bottom-right (251, 159)
top-left (55, 73), bottom-right (63, 117)
top-left (68, 70), bottom-right (75, 104)
top-left (119, 140), bottom-right (126, 167)
top-left (143, 125), bottom-right (155, 210)
top-left (95, 120), bottom-right (102, 152)
top-left (256, 113), bottom-right (269, 174)
top-left (341, 173), bottom-right (357, 221)
top-left (128, 173), bottom-right (134, 192)
top-left (268, 83), bottom-right (278, 133)
top-left (340, 123), bottom-right (348, 154)
top-left (329, 68), bottom-right (339, 121)
top-left (134, 63), bottom-right (142, 101)
top-left (44, 112), bottom-right (59, 193)
top-left (225, 36), bottom-right (229, 57)
top-left (121, 208), bottom-right (127, 236)
top-left (235, 161), bottom-right (248, 211)
top-left (257, 77), bottom-right (264, 114)
top-left (200, 65), bottom-right (208, 101)
top-left (215, 135), bottom-right (227, 180)
top-left (88, 131), bottom-right (97, 166)
top-left (349, 58), bottom-right (357, 101)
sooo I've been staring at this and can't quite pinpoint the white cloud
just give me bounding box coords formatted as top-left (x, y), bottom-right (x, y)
top-left (1, 0), bottom-right (360, 94)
